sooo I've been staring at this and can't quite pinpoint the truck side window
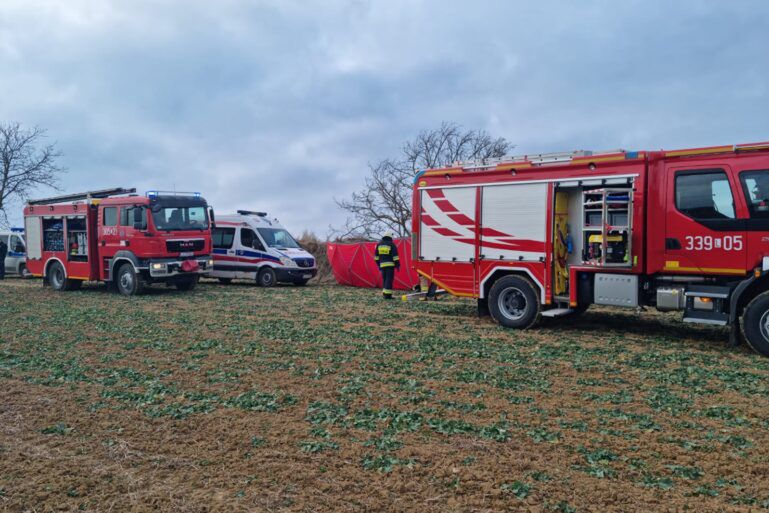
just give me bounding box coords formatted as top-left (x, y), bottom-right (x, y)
top-left (740, 170), bottom-right (769, 218)
top-left (103, 207), bottom-right (118, 226)
top-left (675, 170), bottom-right (735, 220)
top-left (240, 228), bottom-right (265, 251)
top-left (212, 227), bottom-right (235, 249)
top-left (120, 207), bottom-right (147, 229)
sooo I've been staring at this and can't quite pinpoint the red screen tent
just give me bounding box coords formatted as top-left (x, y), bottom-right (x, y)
top-left (327, 239), bottom-right (419, 290)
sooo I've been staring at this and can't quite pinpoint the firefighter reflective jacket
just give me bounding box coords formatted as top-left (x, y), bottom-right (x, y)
top-left (374, 238), bottom-right (399, 269)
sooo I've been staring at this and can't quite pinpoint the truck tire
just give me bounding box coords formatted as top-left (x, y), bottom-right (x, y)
top-left (115, 262), bottom-right (145, 296)
top-left (175, 275), bottom-right (199, 291)
top-left (47, 261), bottom-right (80, 291)
top-left (488, 275), bottom-right (541, 329)
top-left (257, 267), bottom-right (277, 287)
top-left (19, 263), bottom-right (32, 279)
top-left (218, 278), bottom-right (233, 284)
top-left (742, 291), bottom-right (769, 357)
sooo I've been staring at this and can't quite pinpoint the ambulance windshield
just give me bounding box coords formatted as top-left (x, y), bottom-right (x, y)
top-left (151, 206), bottom-right (209, 231)
top-left (257, 228), bottom-right (300, 249)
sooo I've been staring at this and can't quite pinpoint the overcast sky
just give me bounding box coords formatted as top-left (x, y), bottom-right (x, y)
top-left (1, 0), bottom-right (768, 234)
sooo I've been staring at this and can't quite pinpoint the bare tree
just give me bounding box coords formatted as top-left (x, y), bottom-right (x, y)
top-left (0, 123), bottom-right (64, 224)
top-left (335, 122), bottom-right (511, 239)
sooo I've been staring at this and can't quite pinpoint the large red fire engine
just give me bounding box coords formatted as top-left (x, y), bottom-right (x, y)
top-left (412, 142), bottom-right (769, 356)
top-left (23, 188), bottom-right (214, 295)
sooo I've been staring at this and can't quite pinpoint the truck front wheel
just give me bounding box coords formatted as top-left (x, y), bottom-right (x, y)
top-left (116, 263), bottom-right (145, 296)
top-left (488, 275), bottom-right (540, 329)
top-left (742, 291), bottom-right (769, 357)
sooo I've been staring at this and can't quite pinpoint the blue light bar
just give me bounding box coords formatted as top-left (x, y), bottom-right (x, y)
top-left (11, 227), bottom-right (24, 232)
top-left (146, 190), bottom-right (158, 198)
top-left (194, 192), bottom-right (201, 198)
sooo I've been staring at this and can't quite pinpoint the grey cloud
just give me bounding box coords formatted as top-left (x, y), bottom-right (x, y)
top-left (1, 0), bottom-right (768, 233)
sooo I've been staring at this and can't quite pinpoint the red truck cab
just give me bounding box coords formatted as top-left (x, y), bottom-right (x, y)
top-left (24, 188), bottom-right (214, 295)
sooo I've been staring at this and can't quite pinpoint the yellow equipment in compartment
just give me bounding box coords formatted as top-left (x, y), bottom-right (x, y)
top-left (588, 234), bottom-right (623, 244)
top-left (553, 192), bottom-right (569, 295)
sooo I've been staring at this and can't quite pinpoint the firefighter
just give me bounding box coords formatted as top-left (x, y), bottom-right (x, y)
top-left (0, 237), bottom-right (6, 280)
top-left (374, 231), bottom-right (399, 299)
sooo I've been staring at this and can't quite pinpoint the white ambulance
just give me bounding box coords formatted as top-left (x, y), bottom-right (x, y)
top-left (1, 228), bottom-right (30, 277)
top-left (210, 210), bottom-right (317, 286)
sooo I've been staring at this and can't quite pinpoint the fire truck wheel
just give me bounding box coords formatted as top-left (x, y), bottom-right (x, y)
top-left (116, 263), bottom-right (145, 296)
top-left (257, 267), bottom-right (277, 287)
top-left (47, 261), bottom-right (74, 291)
top-left (175, 276), bottom-right (199, 291)
top-left (488, 275), bottom-right (540, 329)
top-left (742, 291), bottom-right (769, 357)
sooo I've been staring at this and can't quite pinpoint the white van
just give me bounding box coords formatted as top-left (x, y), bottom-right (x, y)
top-left (1, 228), bottom-right (30, 277)
top-left (210, 211), bottom-right (317, 286)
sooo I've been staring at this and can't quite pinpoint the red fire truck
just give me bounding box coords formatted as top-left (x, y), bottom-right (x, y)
top-left (23, 188), bottom-right (214, 295)
top-left (412, 142), bottom-right (769, 356)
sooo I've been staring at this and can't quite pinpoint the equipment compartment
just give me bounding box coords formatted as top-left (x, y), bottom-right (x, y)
top-left (581, 187), bottom-right (633, 267)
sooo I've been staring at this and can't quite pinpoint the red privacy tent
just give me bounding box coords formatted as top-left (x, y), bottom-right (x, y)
top-left (327, 239), bottom-right (419, 290)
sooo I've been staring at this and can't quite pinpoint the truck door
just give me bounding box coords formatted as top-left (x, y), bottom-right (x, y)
top-left (663, 165), bottom-right (747, 276)
top-left (100, 205), bottom-right (120, 266)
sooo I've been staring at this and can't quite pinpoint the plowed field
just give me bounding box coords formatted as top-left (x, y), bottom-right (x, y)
top-left (2, 278), bottom-right (769, 512)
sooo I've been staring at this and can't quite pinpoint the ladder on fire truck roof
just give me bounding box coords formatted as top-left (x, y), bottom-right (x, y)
top-left (452, 149), bottom-right (627, 172)
top-left (27, 187), bottom-right (136, 206)
top-left (447, 141), bottom-right (769, 172)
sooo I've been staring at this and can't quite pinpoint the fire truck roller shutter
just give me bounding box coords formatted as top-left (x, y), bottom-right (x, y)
top-left (419, 186), bottom-right (477, 262)
top-left (24, 216), bottom-right (42, 260)
top-left (480, 183), bottom-right (548, 261)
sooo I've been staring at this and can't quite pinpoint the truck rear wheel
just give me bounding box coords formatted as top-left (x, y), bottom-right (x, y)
top-left (488, 275), bottom-right (540, 329)
top-left (116, 263), bottom-right (145, 296)
top-left (742, 291), bottom-right (769, 357)
top-left (257, 267), bottom-right (277, 287)
top-left (47, 261), bottom-right (80, 291)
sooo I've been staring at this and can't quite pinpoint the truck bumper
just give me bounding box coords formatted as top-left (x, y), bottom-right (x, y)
top-left (275, 267), bottom-right (317, 282)
top-left (147, 256), bottom-right (214, 278)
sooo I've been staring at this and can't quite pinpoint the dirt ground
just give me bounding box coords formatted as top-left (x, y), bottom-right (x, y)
top-left (2, 278), bottom-right (769, 512)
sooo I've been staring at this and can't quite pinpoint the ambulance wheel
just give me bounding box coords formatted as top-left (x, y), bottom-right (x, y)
top-left (218, 278), bottom-right (233, 284)
top-left (175, 276), bottom-right (198, 291)
top-left (742, 291), bottom-right (769, 357)
top-left (116, 263), bottom-right (145, 296)
top-left (257, 267), bottom-right (277, 287)
top-left (19, 264), bottom-right (32, 279)
top-left (488, 275), bottom-right (540, 329)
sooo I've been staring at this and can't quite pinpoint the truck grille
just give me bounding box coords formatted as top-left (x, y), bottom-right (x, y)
top-left (166, 239), bottom-right (205, 252)
top-left (294, 257), bottom-right (315, 268)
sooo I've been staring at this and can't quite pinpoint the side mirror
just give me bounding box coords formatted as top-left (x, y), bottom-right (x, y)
top-left (208, 207), bottom-right (216, 228)
top-left (133, 207), bottom-right (144, 230)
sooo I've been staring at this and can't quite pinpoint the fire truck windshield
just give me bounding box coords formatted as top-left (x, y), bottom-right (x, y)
top-left (257, 228), bottom-right (301, 249)
top-left (151, 206), bottom-right (209, 231)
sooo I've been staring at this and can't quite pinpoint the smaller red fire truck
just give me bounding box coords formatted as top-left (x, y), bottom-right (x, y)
top-left (23, 188), bottom-right (214, 295)
top-left (412, 142), bottom-right (769, 356)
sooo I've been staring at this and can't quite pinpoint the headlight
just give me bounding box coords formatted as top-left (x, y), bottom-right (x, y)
top-left (151, 263), bottom-right (164, 270)
top-left (208, 259), bottom-right (214, 267)
top-left (280, 256), bottom-right (294, 266)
